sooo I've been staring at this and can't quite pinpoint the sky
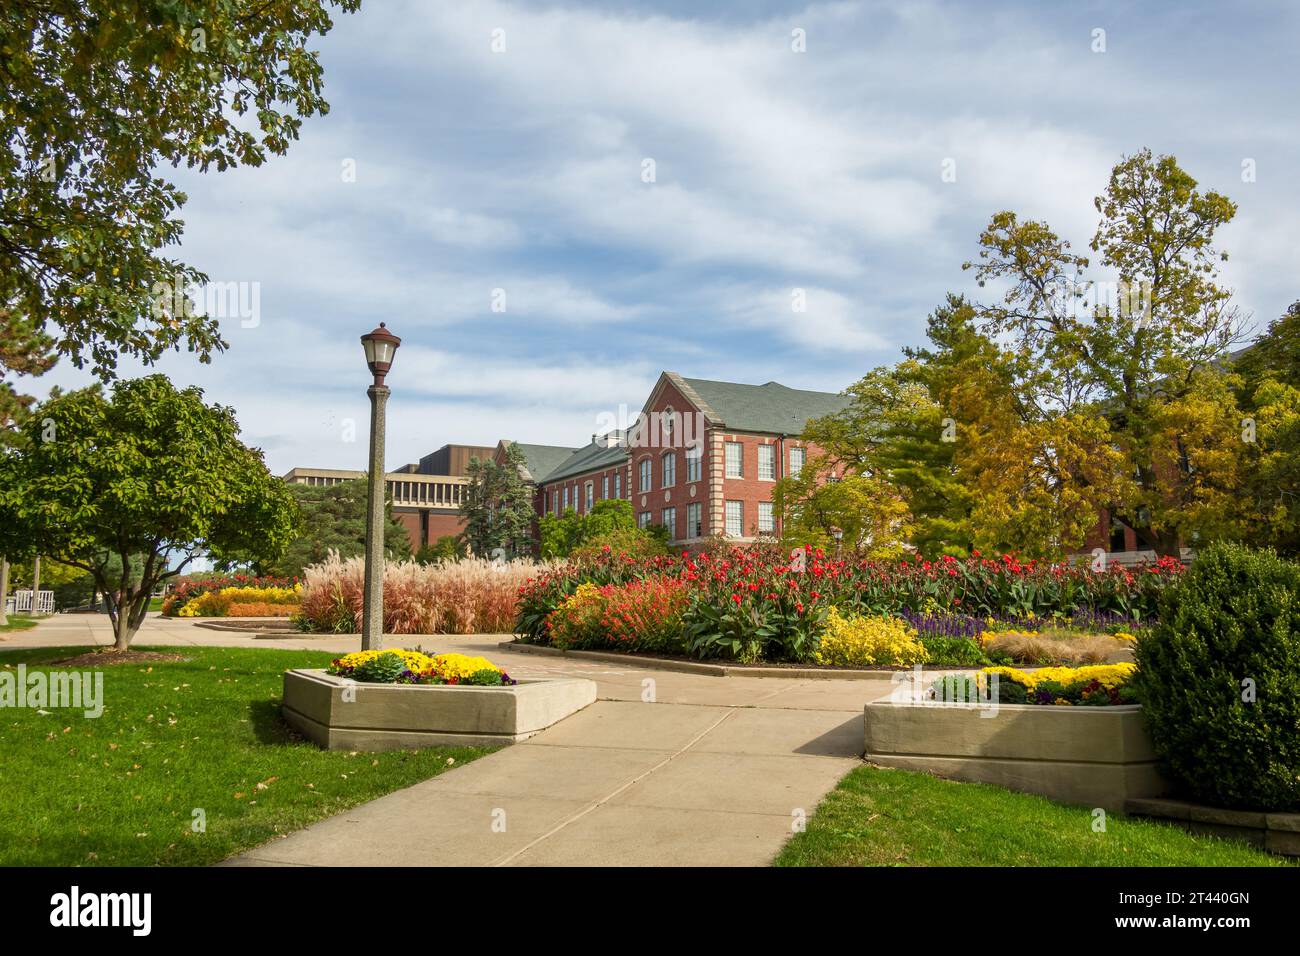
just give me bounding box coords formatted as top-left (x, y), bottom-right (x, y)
top-left (32, 0), bottom-right (1300, 475)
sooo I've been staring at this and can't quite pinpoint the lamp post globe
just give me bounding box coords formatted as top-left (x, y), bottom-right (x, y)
top-left (360, 323), bottom-right (400, 650)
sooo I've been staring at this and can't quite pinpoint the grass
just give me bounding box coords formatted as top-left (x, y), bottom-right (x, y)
top-left (0, 617), bottom-right (39, 633)
top-left (0, 645), bottom-right (492, 866)
top-left (775, 765), bottom-right (1289, 867)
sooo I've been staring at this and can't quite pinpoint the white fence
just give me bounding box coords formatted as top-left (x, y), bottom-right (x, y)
top-left (4, 590), bottom-right (55, 615)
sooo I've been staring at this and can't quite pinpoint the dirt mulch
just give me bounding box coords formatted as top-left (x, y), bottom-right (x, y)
top-left (49, 650), bottom-right (191, 668)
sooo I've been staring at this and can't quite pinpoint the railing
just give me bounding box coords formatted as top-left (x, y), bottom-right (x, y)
top-left (385, 476), bottom-right (468, 509)
top-left (284, 469), bottom-right (468, 510)
top-left (4, 590), bottom-right (55, 614)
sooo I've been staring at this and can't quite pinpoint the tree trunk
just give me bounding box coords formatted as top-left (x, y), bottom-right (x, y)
top-left (113, 610), bottom-right (134, 651)
top-left (31, 556), bottom-right (41, 615)
top-left (0, 557), bottom-right (9, 627)
top-left (1151, 529), bottom-right (1182, 560)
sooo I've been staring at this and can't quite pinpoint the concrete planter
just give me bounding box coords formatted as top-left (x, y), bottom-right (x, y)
top-left (1126, 798), bottom-right (1300, 857)
top-left (864, 699), bottom-right (1167, 810)
top-left (282, 669), bottom-right (597, 751)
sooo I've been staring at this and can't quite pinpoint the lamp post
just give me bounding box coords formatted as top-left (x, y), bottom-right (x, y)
top-left (831, 526), bottom-right (844, 560)
top-left (360, 322), bottom-right (401, 651)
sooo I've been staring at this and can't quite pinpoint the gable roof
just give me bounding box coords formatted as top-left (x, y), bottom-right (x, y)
top-left (540, 435), bottom-right (628, 485)
top-left (503, 441), bottom-right (580, 484)
top-left (668, 372), bottom-right (850, 435)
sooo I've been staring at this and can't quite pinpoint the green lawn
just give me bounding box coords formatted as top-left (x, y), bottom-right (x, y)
top-left (0, 617), bottom-right (39, 633)
top-left (776, 765), bottom-right (1289, 867)
top-left (0, 645), bottom-right (491, 866)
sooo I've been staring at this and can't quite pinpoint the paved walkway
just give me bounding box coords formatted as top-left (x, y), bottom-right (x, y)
top-left (5, 614), bottom-right (891, 866)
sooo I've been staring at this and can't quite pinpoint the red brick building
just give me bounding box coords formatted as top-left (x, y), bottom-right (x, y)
top-left (527, 372), bottom-right (850, 545)
top-left (287, 373), bottom-right (851, 551)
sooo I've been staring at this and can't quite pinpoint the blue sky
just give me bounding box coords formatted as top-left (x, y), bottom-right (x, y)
top-left (35, 0), bottom-right (1300, 475)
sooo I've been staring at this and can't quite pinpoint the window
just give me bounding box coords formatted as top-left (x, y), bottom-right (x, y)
top-left (585, 481), bottom-right (594, 511)
top-left (790, 446), bottom-right (806, 477)
top-left (686, 448), bottom-right (702, 483)
top-left (758, 501), bottom-right (775, 533)
top-left (661, 452), bottom-right (676, 488)
top-left (549, 490), bottom-right (556, 514)
top-left (662, 506), bottom-right (676, 537)
top-left (602, 475), bottom-right (609, 500)
top-left (563, 486), bottom-right (570, 510)
top-left (639, 458), bottom-right (652, 492)
top-left (725, 500), bottom-right (744, 537)
top-left (686, 502), bottom-right (702, 538)
top-left (614, 473), bottom-right (622, 499)
top-left (638, 511), bottom-right (652, 529)
top-left (725, 442), bottom-right (743, 478)
top-left (758, 444), bottom-right (776, 480)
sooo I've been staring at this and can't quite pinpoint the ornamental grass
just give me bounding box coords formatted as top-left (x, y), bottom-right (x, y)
top-left (297, 552), bottom-right (551, 634)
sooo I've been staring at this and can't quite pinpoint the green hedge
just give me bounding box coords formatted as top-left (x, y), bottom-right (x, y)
top-left (1135, 543), bottom-right (1300, 811)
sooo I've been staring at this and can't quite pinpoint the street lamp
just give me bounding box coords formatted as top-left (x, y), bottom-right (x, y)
top-left (831, 526), bottom-right (844, 559)
top-left (360, 322), bottom-right (401, 650)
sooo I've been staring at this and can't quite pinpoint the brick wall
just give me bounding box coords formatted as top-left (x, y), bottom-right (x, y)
top-left (393, 507), bottom-right (464, 551)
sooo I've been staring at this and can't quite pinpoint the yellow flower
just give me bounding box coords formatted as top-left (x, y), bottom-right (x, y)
top-left (814, 608), bottom-right (928, 667)
top-left (331, 648), bottom-right (437, 672)
top-left (979, 662), bottom-right (1136, 690)
top-left (426, 653), bottom-right (502, 681)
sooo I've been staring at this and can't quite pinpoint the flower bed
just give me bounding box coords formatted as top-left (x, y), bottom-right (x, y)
top-left (325, 649), bottom-right (516, 687)
top-left (515, 546), bottom-right (1178, 666)
top-left (930, 663), bottom-right (1138, 706)
top-left (163, 577), bottom-right (300, 617)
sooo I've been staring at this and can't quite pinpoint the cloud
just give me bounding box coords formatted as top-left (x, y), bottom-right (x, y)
top-left (23, 0), bottom-right (1297, 477)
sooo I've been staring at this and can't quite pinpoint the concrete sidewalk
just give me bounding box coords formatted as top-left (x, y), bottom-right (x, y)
top-left (7, 614), bottom-right (889, 866)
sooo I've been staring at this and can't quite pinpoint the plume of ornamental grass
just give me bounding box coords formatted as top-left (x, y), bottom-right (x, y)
top-left (297, 552), bottom-right (552, 634)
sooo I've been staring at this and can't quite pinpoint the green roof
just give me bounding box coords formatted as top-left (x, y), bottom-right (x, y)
top-left (541, 437), bottom-right (627, 484)
top-left (510, 442), bottom-right (579, 483)
top-left (675, 374), bottom-right (850, 434)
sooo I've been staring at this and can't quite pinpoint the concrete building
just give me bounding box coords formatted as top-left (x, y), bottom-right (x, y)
top-left (283, 441), bottom-right (491, 551)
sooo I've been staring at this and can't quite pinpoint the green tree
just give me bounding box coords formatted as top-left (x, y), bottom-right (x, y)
top-left (539, 508), bottom-right (586, 559)
top-left (539, 499), bottom-right (637, 558)
top-left (0, 0), bottom-right (359, 404)
top-left (259, 477), bottom-right (411, 577)
top-left (1236, 301), bottom-right (1300, 390)
top-left (460, 445), bottom-right (537, 558)
top-left (0, 375), bottom-right (297, 648)
top-left (965, 149), bottom-right (1245, 556)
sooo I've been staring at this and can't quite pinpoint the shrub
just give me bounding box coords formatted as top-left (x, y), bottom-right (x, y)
top-left (920, 634), bottom-right (989, 667)
top-left (928, 672), bottom-right (1026, 704)
top-left (813, 608), bottom-right (928, 667)
top-left (570, 528), bottom-right (670, 563)
top-left (1135, 543), bottom-right (1300, 811)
